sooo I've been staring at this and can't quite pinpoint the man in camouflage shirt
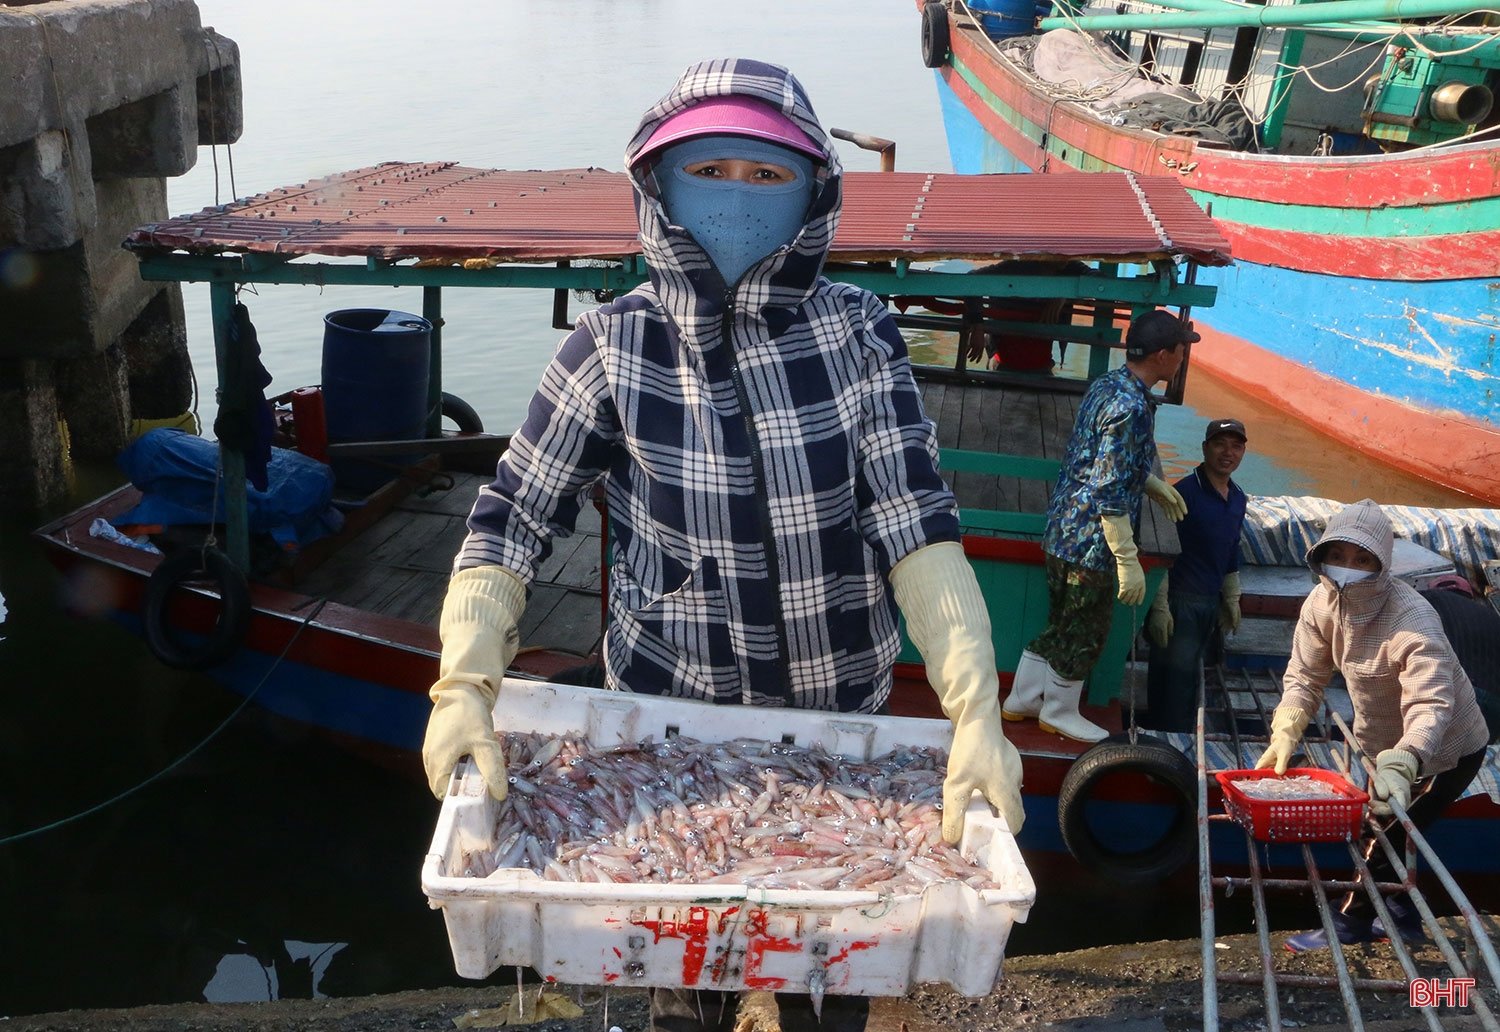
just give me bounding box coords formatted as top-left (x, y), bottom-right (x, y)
top-left (1001, 310), bottom-right (1196, 742)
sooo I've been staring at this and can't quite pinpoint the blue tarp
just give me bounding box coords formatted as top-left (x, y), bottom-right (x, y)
top-left (1242, 495), bottom-right (1500, 591)
top-left (114, 428), bottom-right (343, 551)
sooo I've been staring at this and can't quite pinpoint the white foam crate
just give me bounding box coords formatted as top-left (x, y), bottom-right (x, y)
top-left (421, 678), bottom-right (1035, 997)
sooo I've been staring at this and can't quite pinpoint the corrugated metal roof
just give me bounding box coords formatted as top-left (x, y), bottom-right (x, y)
top-left (125, 161), bottom-right (1232, 266)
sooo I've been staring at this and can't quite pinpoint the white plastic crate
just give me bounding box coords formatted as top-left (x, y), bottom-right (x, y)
top-left (421, 678), bottom-right (1034, 998)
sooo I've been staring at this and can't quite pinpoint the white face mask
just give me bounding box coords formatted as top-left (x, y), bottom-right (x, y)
top-left (1324, 565), bottom-right (1374, 588)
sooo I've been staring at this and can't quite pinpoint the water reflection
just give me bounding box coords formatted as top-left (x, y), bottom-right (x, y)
top-left (0, 508), bottom-right (471, 1015)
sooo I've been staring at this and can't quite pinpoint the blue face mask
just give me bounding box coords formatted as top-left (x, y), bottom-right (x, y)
top-left (655, 135), bottom-right (817, 287)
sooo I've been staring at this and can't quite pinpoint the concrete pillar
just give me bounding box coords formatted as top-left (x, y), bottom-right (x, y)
top-left (0, 359), bottom-right (71, 513)
top-left (0, 0), bottom-right (240, 516)
top-left (123, 286), bottom-right (194, 420)
top-left (56, 341), bottom-right (132, 461)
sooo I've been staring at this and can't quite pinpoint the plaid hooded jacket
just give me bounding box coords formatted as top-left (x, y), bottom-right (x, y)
top-left (456, 59), bottom-right (959, 712)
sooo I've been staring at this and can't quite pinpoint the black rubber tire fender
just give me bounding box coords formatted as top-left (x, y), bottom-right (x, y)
top-left (440, 392), bottom-right (485, 434)
top-left (143, 546), bottom-right (252, 669)
top-left (1058, 732), bottom-right (1198, 885)
top-left (921, 1), bottom-right (951, 68)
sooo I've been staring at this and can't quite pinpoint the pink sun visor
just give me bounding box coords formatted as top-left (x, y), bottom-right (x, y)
top-left (630, 96), bottom-right (826, 167)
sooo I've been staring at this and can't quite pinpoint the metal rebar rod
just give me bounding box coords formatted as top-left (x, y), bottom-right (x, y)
top-left (1367, 823), bottom-right (1500, 1031)
top-left (1214, 874), bottom-right (1379, 894)
top-left (1330, 712), bottom-right (1500, 1002)
top-left (1302, 845), bottom-right (1367, 1030)
top-left (1198, 703), bottom-right (1221, 1032)
top-left (1242, 824), bottom-right (1282, 1030)
top-left (1346, 842), bottom-right (1445, 1032)
top-left (1217, 970), bottom-right (1411, 991)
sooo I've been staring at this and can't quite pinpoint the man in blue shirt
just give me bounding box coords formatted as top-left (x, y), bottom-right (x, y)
top-left (1142, 418), bottom-right (1249, 732)
top-left (1003, 310), bottom-right (1194, 742)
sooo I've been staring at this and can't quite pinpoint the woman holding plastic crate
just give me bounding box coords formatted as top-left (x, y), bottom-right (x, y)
top-left (420, 58), bottom-right (1024, 1031)
top-left (1256, 499), bottom-right (1489, 953)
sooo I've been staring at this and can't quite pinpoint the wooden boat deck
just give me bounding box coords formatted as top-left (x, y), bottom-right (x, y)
top-left (295, 473), bottom-right (606, 659)
top-left (297, 375), bottom-right (1178, 653)
top-left (919, 376), bottom-right (1181, 557)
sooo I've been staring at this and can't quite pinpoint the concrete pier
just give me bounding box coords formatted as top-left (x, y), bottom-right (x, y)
top-left (0, 0), bottom-right (240, 514)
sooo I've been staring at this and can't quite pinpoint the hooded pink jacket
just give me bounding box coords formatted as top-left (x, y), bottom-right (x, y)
top-left (1281, 499), bottom-right (1489, 775)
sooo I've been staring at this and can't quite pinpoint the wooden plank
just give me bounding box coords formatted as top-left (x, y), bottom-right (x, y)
top-left (383, 570), bottom-right (449, 625)
top-left (994, 389), bottom-right (1046, 515)
top-left (529, 590), bottom-right (605, 655)
top-left (535, 532), bottom-right (588, 586)
top-left (937, 380), bottom-right (968, 506)
top-left (335, 565), bottom-right (424, 615)
top-left (369, 516), bottom-right (449, 568)
top-left (406, 515), bottom-right (470, 573)
top-left (936, 382), bottom-right (965, 450)
top-left (397, 476), bottom-right (485, 517)
top-left (517, 584), bottom-right (565, 644)
top-left (919, 380), bottom-right (945, 424)
top-left (553, 533), bottom-right (604, 591)
top-left (519, 585), bottom-right (602, 654)
top-left (968, 386), bottom-right (1004, 513)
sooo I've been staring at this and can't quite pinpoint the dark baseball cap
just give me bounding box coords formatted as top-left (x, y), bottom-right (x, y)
top-left (1205, 418), bottom-right (1247, 442)
top-left (1125, 309), bottom-right (1201, 358)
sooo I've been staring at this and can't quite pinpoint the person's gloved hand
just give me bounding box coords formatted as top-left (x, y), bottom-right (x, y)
top-left (1370, 748), bottom-right (1420, 817)
top-left (1144, 474), bottom-right (1187, 522)
top-left (1147, 576), bottom-right (1173, 648)
top-left (1254, 704), bottom-right (1311, 775)
top-left (422, 565), bottom-right (527, 800)
top-left (1101, 514), bottom-right (1145, 605)
top-left (1220, 570), bottom-right (1243, 634)
top-left (891, 542), bottom-right (1025, 842)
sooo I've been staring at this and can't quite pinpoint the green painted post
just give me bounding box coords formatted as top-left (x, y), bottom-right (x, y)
top-left (1088, 264), bottom-right (1119, 380)
top-left (209, 281), bottom-right (250, 572)
top-left (1117, 0), bottom-right (1392, 28)
top-left (423, 286), bottom-right (443, 438)
top-left (1040, 0), bottom-right (1489, 31)
top-left (1260, 25), bottom-right (1308, 150)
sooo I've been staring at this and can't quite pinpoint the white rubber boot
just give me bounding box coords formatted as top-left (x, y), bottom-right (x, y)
top-left (1038, 666), bottom-right (1108, 743)
top-left (1002, 649), bottom-right (1047, 721)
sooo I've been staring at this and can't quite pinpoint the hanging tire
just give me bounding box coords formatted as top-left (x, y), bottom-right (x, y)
top-left (1058, 732), bottom-right (1197, 885)
top-left (921, 1), bottom-right (951, 68)
top-left (440, 392), bottom-right (484, 434)
top-left (144, 546), bottom-right (252, 669)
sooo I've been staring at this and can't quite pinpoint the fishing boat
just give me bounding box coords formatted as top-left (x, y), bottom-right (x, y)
top-left (915, 0), bottom-right (1500, 503)
top-left (31, 160), bottom-right (1497, 886)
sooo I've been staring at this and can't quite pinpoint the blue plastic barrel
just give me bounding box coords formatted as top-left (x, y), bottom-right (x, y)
top-left (969, 0), bottom-right (1038, 39)
top-left (321, 308), bottom-right (432, 493)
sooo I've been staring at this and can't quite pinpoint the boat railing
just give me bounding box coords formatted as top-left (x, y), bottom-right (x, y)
top-left (1195, 665), bottom-right (1500, 1030)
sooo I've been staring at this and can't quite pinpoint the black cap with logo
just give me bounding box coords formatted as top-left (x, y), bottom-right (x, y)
top-left (1204, 418), bottom-right (1247, 443)
top-left (1125, 309), bottom-right (1201, 358)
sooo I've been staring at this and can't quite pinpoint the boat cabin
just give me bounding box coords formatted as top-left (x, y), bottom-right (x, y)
top-left (35, 162), bottom-right (1229, 753)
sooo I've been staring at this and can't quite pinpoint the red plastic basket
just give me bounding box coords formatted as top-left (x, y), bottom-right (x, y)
top-left (1215, 768), bottom-right (1368, 843)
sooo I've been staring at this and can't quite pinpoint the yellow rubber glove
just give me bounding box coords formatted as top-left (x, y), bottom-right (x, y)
top-left (1254, 704), bottom-right (1311, 775)
top-left (891, 541), bottom-right (1025, 842)
top-left (1219, 570), bottom-right (1242, 634)
top-left (1101, 514), bottom-right (1146, 606)
top-left (422, 565), bottom-right (527, 800)
top-left (1144, 474), bottom-right (1188, 521)
top-left (1370, 748), bottom-right (1420, 817)
top-left (1147, 575), bottom-right (1173, 648)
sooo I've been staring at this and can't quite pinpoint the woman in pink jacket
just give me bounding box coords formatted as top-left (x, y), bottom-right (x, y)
top-left (1255, 499), bottom-right (1489, 952)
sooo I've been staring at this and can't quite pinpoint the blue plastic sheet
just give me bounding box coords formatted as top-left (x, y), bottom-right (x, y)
top-left (114, 428), bottom-right (343, 551)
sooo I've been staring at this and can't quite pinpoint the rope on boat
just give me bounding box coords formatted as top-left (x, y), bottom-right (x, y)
top-left (0, 597), bottom-right (328, 847)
